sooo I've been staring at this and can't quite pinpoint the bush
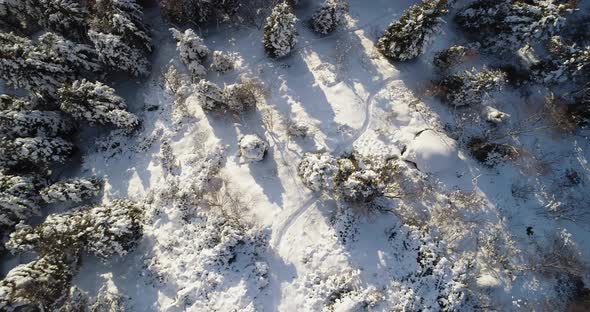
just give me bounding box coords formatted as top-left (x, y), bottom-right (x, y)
top-left (224, 83), bottom-right (257, 112)
top-left (195, 80), bottom-right (225, 111)
top-left (376, 0), bottom-right (448, 61)
top-left (239, 134), bottom-right (268, 162)
top-left (298, 152), bottom-right (340, 192)
top-left (171, 28), bottom-right (209, 80)
top-left (432, 45), bottom-right (475, 71)
top-left (211, 50), bottom-right (234, 73)
top-left (433, 68), bottom-right (507, 106)
top-left (263, 2), bottom-right (298, 58)
top-left (467, 137), bottom-right (519, 166)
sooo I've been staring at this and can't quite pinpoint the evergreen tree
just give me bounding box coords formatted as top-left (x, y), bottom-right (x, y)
top-left (0, 110), bottom-right (74, 139)
top-left (170, 28), bottom-right (209, 80)
top-left (455, 0), bottom-right (574, 54)
top-left (0, 137), bottom-right (74, 168)
top-left (263, 2), bottom-right (298, 58)
top-left (211, 50), bottom-right (234, 73)
top-left (434, 68), bottom-right (507, 106)
top-left (0, 171), bottom-right (43, 235)
top-left (0, 255), bottom-right (74, 312)
top-left (0, 94), bottom-right (39, 111)
top-left (540, 36), bottom-right (590, 82)
top-left (0, 32), bottom-right (99, 96)
top-left (89, 0), bottom-right (151, 76)
top-left (433, 45), bottom-right (475, 72)
top-left (7, 200), bottom-right (143, 259)
top-left (311, 0), bottom-right (348, 35)
top-left (158, 0), bottom-right (239, 24)
top-left (40, 177), bottom-right (103, 203)
top-left (2, 0), bottom-right (89, 40)
top-left (58, 80), bottom-right (140, 130)
top-left (376, 0), bottom-right (448, 62)
top-left (224, 83), bottom-right (257, 112)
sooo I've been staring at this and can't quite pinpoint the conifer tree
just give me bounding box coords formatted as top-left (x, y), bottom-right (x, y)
top-left (7, 200), bottom-right (143, 259)
top-left (540, 36), bottom-right (590, 82)
top-left (263, 2), bottom-right (298, 58)
top-left (158, 0), bottom-right (240, 24)
top-left (171, 28), bottom-right (209, 80)
top-left (0, 137), bottom-right (74, 168)
top-left (376, 0), bottom-right (448, 61)
top-left (311, 0), bottom-right (349, 35)
top-left (89, 0), bottom-right (151, 76)
top-left (0, 171), bottom-right (43, 235)
top-left (0, 110), bottom-right (74, 139)
top-left (58, 80), bottom-right (140, 130)
top-left (195, 80), bottom-right (225, 111)
top-left (455, 0), bottom-right (574, 54)
top-left (40, 177), bottom-right (103, 203)
top-left (0, 32), bottom-right (99, 96)
top-left (0, 255), bottom-right (74, 312)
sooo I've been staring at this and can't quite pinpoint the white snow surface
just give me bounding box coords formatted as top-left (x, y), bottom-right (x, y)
top-left (42, 1), bottom-right (590, 311)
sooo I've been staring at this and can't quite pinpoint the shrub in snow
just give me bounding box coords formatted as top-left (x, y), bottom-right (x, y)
top-left (0, 137), bottom-right (74, 168)
top-left (40, 178), bottom-right (103, 203)
top-left (263, 2), bottom-right (298, 58)
top-left (88, 277), bottom-right (130, 312)
top-left (298, 152), bottom-right (340, 192)
top-left (434, 68), bottom-right (507, 106)
top-left (0, 255), bottom-right (74, 312)
top-left (432, 45), bottom-right (475, 71)
top-left (287, 120), bottom-right (310, 137)
top-left (0, 110), bottom-right (73, 139)
top-left (0, 32), bottom-right (100, 96)
top-left (8, 200), bottom-right (143, 259)
top-left (239, 134), bottom-right (268, 162)
top-left (171, 28), bottom-right (209, 80)
top-left (340, 170), bottom-right (384, 203)
top-left (58, 80), bottom-right (140, 130)
top-left (195, 80), bottom-right (225, 111)
top-left (3, 0), bottom-right (89, 40)
top-left (310, 0), bottom-right (349, 35)
top-left (454, 0), bottom-right (574, 54)
top-left (376, 0), bottom-right (448, 62)
top-left (0, 171), bottom-right (43, 234)
top-left (211, 50), bottom-right (234, 73)
top-left (539, 36), bottom-right (589, 82)
top-left (223, 83), bottom-right (257, 112)
top-left (467, 137), bottom-right (519, 166)
top-left (89, 0), bottom-right (151, 77)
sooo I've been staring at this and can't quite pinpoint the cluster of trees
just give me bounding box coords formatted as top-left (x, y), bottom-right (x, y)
top-left (0, 0), bottom-right (149, 309)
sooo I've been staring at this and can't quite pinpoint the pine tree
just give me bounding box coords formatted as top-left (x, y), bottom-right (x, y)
top-left (7, 200), bottom-right (143, 259)
top-left (433, 45), bottom-right (475, 72)
top-left (0, 94), bottom-right (39, 111)
top-left (434, 68), bottom-right (507, 106)
top-left (0, 255), bottom-right (74, 312)
top-left (376, 0), bottom-right (448, 62)
top-left (58, 80), bottom-right (140, 130)
top-left (455, 0), bottom-right (574, 54)
top-left (89, 0), bottom-right (151, 76)
top-left (40, 177), bottom-right (102, 203)
top-left (158, 0), bottom-right (239, 24)
top-left (0, 171), bottom-right (43, 235)
top-left (170, 28), bottom-right (209, 80)
top-left (298, 153), bottom-right (340, 192)
top-left (2, 0), bottom-right (89, 40)
top-left (540, 36), bottom-right (590, 83)
top-left (224, 83), bottom-right (258, 112)
top-left (263, 2), bottom-right (298, 58)
top-left (211, 50), bottom-right (234, 73)
top-left (0, 110), bottom-right (74, 139)
top-left (311, 0), bottom-right (348, 35)
top-left (0, 137), bottom-right (74, 168)
top-left (0, 32), bottom-right (99, 96)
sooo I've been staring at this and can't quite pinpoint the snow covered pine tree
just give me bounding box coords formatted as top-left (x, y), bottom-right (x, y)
top-left (0, 171), bottom-right (43, 238)
top-left (171, 28), bottom-right (210, 80)
top-left (376, 0), bottom-right (448, 61)
top-left (7, 200), bottom-right (143, 259)
top-left (0, 137), bottom-right (74, 169)
top-left (158, 0), bottom-right (239, 24)
top-left (311, 0), bottom-right (349, 35)
top-left (0, 32), bottom-right (100, 96)
top-left (58, 80), bottom-right (140, 130)
top-left (40, 177), bottom-right (103, 203)
top-left (434, 68), bottom-right (507, 107)
top-left (88, 0), bottom-right (152, 77)
top-left (0, 255), bottom-right (74, 311)
top-left (263, 2), bottom-right (298, 58)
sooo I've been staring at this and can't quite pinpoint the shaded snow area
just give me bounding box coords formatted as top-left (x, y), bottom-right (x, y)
top-left (7, 0), bottom-right (589, 311)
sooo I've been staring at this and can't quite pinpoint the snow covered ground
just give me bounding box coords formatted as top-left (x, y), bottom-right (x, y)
top-left (57, 0), bottom-right (590, 311)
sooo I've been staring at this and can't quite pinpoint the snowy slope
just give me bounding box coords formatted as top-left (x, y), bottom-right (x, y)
top-left (70, 1), bottom-right (590, 311)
